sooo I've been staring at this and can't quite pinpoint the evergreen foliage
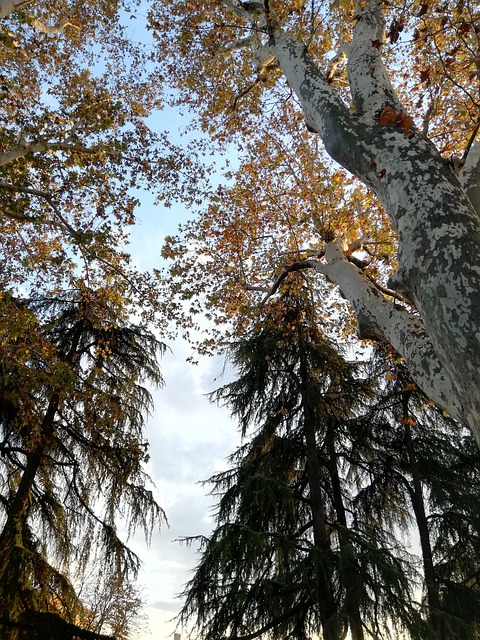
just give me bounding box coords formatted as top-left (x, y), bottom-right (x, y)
top-left (179, 286), bottom-right (480, 640)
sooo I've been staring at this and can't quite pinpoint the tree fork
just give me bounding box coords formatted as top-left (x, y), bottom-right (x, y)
top-left (261, 2), bottom-right (480, 442)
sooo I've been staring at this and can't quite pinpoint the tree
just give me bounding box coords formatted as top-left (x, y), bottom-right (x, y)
top-left (179, 287), bottom-right (426, 640)
top-left (0, 289), bottom-right (166, 639)
top-left (0, 0), bottom-right (209, 329)
top-left (153, 0), bottom-right (480, 443)
top-left (0, 3), bottom-right (186, 636)
top-left (179, 286), bottom-right (480, 640)
top-left (363, 348), bottom-right (480, 639)
top-left (76, 567), bottom-right (149, 640)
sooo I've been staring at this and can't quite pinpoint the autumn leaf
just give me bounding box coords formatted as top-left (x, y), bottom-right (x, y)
top-left (417, 3), bottom-right (429, 17)
top-left (388, 19), bottom-right (404, 44)
top-left (378, 106), bottom-right (398, 125)
top-left (419, 68), bottom-right (430, 83)
top-left (378, 107), bottom-right (414, 135)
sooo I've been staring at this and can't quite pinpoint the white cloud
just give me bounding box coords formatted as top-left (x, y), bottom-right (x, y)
top-left (130, 339), bottom-right (241, 640)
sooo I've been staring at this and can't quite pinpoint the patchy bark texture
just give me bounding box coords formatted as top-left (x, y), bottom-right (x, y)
top-left (252, 1), bottom-right (480, 442)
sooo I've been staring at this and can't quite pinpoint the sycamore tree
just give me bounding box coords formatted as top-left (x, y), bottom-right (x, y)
top-left (153, 0), bottom-right (480, 442)
top-left (0, 0), bottom-right (209, 315)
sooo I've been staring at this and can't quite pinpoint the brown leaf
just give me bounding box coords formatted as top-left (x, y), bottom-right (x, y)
top-left (419, 68), bottom-right (430, 83)
top-left (417, 3), bottom-right (429, 17)
top-left (388, 19), bottom-right (404, 44)
top-left (378, 106), bottom-right (398, 125)
top-left (458, 21), bottom-right (471, 34)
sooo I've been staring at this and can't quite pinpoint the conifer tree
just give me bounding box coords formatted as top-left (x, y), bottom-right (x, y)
top-left (360, 348), bottom-right (480, 639)
top-left (179, 285), bottom-right (425, 640)
top-left (0, 289), bottom-right (165, 639)
top-left (179, 283), bottom-right (480, 640)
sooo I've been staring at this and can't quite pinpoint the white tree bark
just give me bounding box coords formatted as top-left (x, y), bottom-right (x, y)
top-left (0, 0), bottom-right (33, 19)
top-left (347, 0), bottom-right (403, 119)
top-left (314, 240), bottom-right (463, 423)
top-left (244, 0), bottom-right (480, 441)
top-left (0, 141), bottom-right (51, 167)
top-left (0, 0), bottom-right (72, 33)
top-left (460, 141), bottom-right (480, 218)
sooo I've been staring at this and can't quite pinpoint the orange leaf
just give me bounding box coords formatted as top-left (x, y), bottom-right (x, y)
top-left (378, 107), bottom-right (413, 135)
top-left (378, 106), bottom-right (398, 125)
top-left (399, 113), bottom-right (414, 134)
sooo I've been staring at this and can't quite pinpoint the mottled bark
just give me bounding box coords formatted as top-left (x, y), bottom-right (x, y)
top-left (0, 0), bottom-right (33, 19)
top-left (313, 241), bottom-right (463, 424)
top-left (460, 141), bottom-right (480, 218)
top-left (264, 1), bottom-right (480, 443)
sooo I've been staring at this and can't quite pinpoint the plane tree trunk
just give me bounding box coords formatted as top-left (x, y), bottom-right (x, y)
top-left (255, 0), bottom-right (480, 442)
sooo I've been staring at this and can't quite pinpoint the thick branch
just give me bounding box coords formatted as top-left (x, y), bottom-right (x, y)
top-left (0, 139), bottom-right (120, 167)
top-left (270, 33), bottom-right (358, 169)
top-left (26, 15), bottom-right (75, 34)
top-left (0, 0), bottom-right (33, 18)
top-left (459, 139), bottom-right (480, 218)
top-left (1, 0), bottom-right (77, 33)
top-left (315, 240), bottom-right (463, 424)
top-left (347, 0), bottom-right (404, 118)
top-left (0, 140), bottom-right (56, 167)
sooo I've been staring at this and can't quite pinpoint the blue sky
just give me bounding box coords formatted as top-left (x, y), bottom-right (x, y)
top-left (131, 343), bottom-right (240, 639)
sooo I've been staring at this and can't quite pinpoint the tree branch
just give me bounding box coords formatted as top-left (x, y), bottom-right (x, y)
top-left (459, 137), bottom-right (480, 218)
top-left (0, 139), bottom-right (121, 168)
top-left (229, 600), bottom-right (312, 640)
top-left (315, 239), bottom-right (462, 422)
top-left (0, 0), bottom-right (33, 19)
top-left (26, 14), bottom-right (79, 35)
top-left (346, 0), bottom-right (405, 118)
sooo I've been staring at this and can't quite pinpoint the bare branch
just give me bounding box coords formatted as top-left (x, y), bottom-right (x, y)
top-left (26, 14), bottom-right (80, 35)
top-left (459, 137), bottom-right (480, 217)
top-left (220, 35), bottom-right (255, 57)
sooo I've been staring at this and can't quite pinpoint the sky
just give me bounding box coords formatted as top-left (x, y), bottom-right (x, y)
top-left (125, 134), bottom-right (241, 640)
top-left (129, 343), bottom-right (240, 640)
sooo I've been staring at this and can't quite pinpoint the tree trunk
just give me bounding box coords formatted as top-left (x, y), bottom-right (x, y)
top-left (402, 396), bottom-right (443, 639)
top-left (0, 320), bottom-right (84, 626)
top-left (326, 430), bottom-right (365, 640)
top-left (259, 0), bottom-right (480, 443)
top-left (299, 348), bottom-right (341, 640)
